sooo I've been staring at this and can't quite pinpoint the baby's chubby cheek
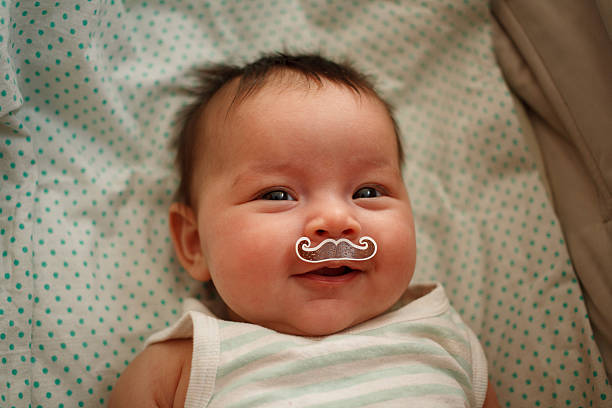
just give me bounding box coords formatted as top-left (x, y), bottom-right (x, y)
top-left (206, 238), bottom-right (289, 296)
top-left (381, 237), bottom-right (416, 291)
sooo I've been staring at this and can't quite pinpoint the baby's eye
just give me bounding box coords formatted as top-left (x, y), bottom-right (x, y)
top-left (352, 187), bottom-right (382, 199)
top-left (260, 190), bottom-right (296, 201)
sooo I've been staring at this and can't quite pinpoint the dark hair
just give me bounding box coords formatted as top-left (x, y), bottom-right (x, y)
top-left (173, 52), bottom-right (404, 205)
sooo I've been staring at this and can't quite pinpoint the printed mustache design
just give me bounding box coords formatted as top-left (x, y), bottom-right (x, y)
top-left (296, 236), bottom-right (377, 263)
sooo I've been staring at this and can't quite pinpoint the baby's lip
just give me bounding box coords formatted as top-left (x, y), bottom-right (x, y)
top-left (293, 265), bottom-right (363, 285)
top-left (306, 266), bottom-right (355, 277)
top-left (306, 259), bottom-right (364, 269)
top-left (298, 261), bottom-right (364, 277)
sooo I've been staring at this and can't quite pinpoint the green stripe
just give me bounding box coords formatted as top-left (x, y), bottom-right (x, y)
top-left (305, 383), bottom-right (466, 408)
top-left (218, 319), bottom-right (472, 379)
top-left (355, 321), bottom-right (472, 373)
top-left (223, 364), bottom-right (468, 408)
top-left (221, 328), bottom-right (272, 352)
top-left (357, 320), bottom-right (468, 347)
top-left (213, 341), bottom-right (458, 401)
top-left (217, 339), bottom-right (300, 378)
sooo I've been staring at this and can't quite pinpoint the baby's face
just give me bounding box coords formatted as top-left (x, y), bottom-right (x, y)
top-left (185, 79), bottom-right (416, 336)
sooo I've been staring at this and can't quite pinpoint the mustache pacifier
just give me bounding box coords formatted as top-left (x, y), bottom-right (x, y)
top-left (296, 236), bottom-right (377, 263)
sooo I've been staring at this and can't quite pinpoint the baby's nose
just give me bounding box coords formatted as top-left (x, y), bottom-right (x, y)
top-left (304, 201), bottom-right (361, 240)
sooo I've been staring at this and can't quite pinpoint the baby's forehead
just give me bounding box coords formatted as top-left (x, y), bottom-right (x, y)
top-left (199, 76), bottom-right (350, 143)
top-left (197, 72), bottom-right (397, 154)
top-left (197, 74), bottom-right (372, 143)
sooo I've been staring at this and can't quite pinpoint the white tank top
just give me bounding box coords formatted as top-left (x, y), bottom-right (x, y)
top-left (146, 282), bottom-right (488, 407)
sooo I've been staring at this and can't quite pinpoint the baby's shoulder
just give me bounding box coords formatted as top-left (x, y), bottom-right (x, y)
top-left (109, 339), bottom-right (192, 408)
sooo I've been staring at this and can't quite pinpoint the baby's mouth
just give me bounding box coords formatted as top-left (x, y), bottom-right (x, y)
top-left (309, 266), bottom-right (355, 277)
top-left (297, 265), bottom-right (364, 280)
top-left (293, 263), bottom-right (364, 284)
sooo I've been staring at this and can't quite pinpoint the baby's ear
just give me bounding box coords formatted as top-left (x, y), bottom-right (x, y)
top-left (168, 202), bottom-right (211, 282)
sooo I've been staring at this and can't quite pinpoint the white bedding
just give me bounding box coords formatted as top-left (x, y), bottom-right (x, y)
top-left (1, 0), bottom-right (610, 406)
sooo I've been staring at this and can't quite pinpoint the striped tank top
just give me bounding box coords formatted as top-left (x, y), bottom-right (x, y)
top-left (146, 282), bottom-right (488, 407)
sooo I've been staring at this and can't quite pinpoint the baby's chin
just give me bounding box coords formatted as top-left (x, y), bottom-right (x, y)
top-left (228, 306), bottom-right (381, 337)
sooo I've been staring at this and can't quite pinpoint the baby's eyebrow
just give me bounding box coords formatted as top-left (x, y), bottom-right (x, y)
top-left (230, 155), bottom-right (400, 189)
top-left (231, 162), bottom-right (295, 188)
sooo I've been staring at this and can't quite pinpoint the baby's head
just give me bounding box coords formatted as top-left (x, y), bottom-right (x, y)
top-left (169, 53), bottom-right (417, 336)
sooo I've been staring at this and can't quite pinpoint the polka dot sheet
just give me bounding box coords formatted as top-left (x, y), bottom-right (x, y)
top-left (0, 0), bottom-right (609, 406)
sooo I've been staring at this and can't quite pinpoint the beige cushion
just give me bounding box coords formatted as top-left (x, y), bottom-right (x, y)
top-left (491, 0), bottom-right (612, 377)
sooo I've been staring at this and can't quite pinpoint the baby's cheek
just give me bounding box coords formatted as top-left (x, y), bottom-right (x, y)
top-left (383, 229), bottom-right (416, 279)
top-left (211, 252), bottom-right (276, 306)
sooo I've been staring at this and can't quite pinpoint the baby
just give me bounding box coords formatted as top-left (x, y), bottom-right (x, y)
top-left (110, 52), bottom-right (499, 407)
